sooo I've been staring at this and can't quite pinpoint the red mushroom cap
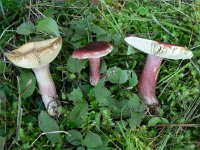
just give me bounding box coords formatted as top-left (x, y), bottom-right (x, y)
top-left (72, 41), bottom-right (113, 59)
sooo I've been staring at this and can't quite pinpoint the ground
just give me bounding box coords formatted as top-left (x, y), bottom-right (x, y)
top-left (0, 0), bottom-right (200, 149)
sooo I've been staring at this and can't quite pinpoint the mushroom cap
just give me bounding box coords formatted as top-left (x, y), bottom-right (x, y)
top-left (125, 36), bottom-right (193, 59)
top-left (5, 37), bottom-right (62, 68)
top-left (72, 41), bottom-right (113, 59)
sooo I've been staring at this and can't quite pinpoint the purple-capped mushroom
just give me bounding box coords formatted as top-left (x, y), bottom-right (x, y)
top-left (72, 41), bottom-right (113, 86)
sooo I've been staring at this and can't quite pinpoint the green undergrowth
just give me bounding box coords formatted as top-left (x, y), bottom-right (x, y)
top-left (0, 0), bottom-right (200, 149)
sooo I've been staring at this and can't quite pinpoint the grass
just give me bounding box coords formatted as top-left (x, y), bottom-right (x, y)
top-left (0, 0), bottom-right (200, 149)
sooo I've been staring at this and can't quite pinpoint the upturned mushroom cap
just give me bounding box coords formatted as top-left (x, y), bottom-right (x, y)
top-left (72, 41), bottom-right (113, 59)
top-left (5, 37), bottom-right (62, 68)
top-left (125, 36), bottom-right (193, 60)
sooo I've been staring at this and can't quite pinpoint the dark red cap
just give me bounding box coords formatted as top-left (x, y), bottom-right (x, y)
top-left (72, 41), bottom-right (113, 59)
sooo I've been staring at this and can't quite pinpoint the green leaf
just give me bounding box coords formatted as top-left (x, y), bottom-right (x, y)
top-left (106, 67), bottom-right (128, 84)
top-left (77, 147), bottom-right (85, 150)
top-left (126, 45), bottom-right (136, 55)
top-left (90, 24), bottom-right (107, 35)
top-left (128, 113), bottom-right (143, 129)
top-left (67, 56), bottom-right (86, 73)
top-left (148, 117), bottom-right (169, 127)
top-left (66, 130), bottom-right (83, 145)
top-left (67, 87), bottom-right (83, 105)
top-left (38, 110), bottom-right (61, 143)
top-left (93, 79), bottom-right (111, 106)
top-left (128, 71), bottom-right (138, 88)
top-left (36, 17), bottom-right (60, 36)
top-left (128, 94), bottom-right (140, 109)
top-left (0, 136), bottom-right (5, 150)
top-left (68, 102), bottom-right (88, 128)
top-left (19, 71), bottom-right (36, 99)
top-left (0, 60), bottom-right (7, 74)
top-left (16, 22), bottom-right (35, 35)
top-left (82, 132), bottom-right (103, 148)
top-left (100, 60), bottom-right (107, 73)
top-left (119, 70), bottom-right (128, 84)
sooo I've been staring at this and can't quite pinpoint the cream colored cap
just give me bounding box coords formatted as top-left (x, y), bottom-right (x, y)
top-left (5, 37), bottom-right (62, 68)
top-left (125, 36), bottom-right (193, 60)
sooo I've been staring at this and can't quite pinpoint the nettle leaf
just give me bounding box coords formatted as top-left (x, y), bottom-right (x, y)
top-left (38, 111), bottom-right (61, 143)
top-left (66, 129), bottom-right (83, 145)
top-left (16, 22), bottom-right (35, 35)
top-left (67, 87), bottom-right (83, 105)
top-left (128, 70), bottom-right (138, 88)
top-left (100, 60), bottom-right (107, 73)
top-left (93, 79), bottom-right (111, 106)
top-left (126, 45), bottom-right (136, 55)
top-left (0, 136), bottom-right (5, 150)
top-left (148, 117), bottom-right (169, 127)
top-left (106, 66), bottom-right (128, 84)
top-left (36, 17), bottom-right (60, 36)
top-left (68, 102), bottom-right (88, 128)
top-left (67, 56), bottom-right (86, 73)
top-left (128, 113), bottom-right (143, 129)
top-left (128, 94), bottom-right (140, 109)
top-left (82, 132), bottom-right (103, 148)
top-left (19, 71), bottom-right (36, 99)
top-left (90, 24), bottom-right (107, 35)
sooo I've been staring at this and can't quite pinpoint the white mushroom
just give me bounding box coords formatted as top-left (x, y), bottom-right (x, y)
top-left (5, 37), bottom-right (62, 116)
top-left (125, 36), bottom-right (193, 114)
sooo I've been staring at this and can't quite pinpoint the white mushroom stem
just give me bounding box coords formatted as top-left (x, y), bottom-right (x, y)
top-left (89, 58), bottom-right (101, 86)
top-left (32, 65), bottom-right (59, 116)
top-left (138, 55), bottom-right (163, 109)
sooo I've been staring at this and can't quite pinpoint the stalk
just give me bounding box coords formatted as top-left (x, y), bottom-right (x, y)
top-left (32, 65), bottom-right (60, 116)
top-left (138, 55), bottom-right (163, 113)
top-left (89, 58), bottom-right (101, 86)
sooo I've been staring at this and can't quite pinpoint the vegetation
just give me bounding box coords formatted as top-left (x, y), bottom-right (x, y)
top-left (0, 0), bottom-right (200, 149)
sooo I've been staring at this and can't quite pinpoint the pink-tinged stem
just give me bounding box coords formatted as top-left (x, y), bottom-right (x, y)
top-left (32, 65), bottom-right (60, 116)
top-left (138, 55), bottom-right (163, 109)
top-left (89, 58), bottom-right (101, 86)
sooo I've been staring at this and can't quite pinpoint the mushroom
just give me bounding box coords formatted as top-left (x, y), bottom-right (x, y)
top-left (5, 37), bottom-right (62, 116)
top-left (72, 41), bottom-right (113, 86)
top-left (125, 36), bottom-right (193, 114)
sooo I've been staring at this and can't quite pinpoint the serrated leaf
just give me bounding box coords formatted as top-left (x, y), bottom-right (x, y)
top-left (38, 111), bottom-right (61, 143)
top-left (66, 130), bottom-right (83, 145)
top-left (68, 102), bottom-right (88, 128)
top-left (0, 136), bottom-right (5, 150)
top-left (126, 45), bottom-right (136, 55)
top-left (67, 87), bottom-right (83, 105)
top-left (148, 117), bottom-right (169, 127)
top-left (19, 71), bottom-right (36, 99)
top-left (128, 113), bottom-right (143, 129)
top-left (83, 132), bottom-right (103, 148)
top-left (106, 67), bottom-right (128, 84)
top-left (90, 24), bottom-right (107, 35)
top-left (16, 22), bottom-right (35, 35)
top-left (67, 56), bottom-right (86, 73)
top-left (36, 17), bottom-right (60, 36)
top-left (93, 79), bottom-right (111, 106)
top-left (100, 60), bottom-right (107, 73)
top-left (128, 94), bottom-right (140, 109)
top-left (128, 71), bottom-right (138, 88)
top-left (119, 70), bottom-right (128, 84)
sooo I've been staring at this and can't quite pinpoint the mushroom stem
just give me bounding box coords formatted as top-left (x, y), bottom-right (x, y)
top-left (32, 65), bottom-right (60, 116)
top-left (138, 54), bottom-right (163, 112)
top-left (89, 58), bottom-right (101, 86)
